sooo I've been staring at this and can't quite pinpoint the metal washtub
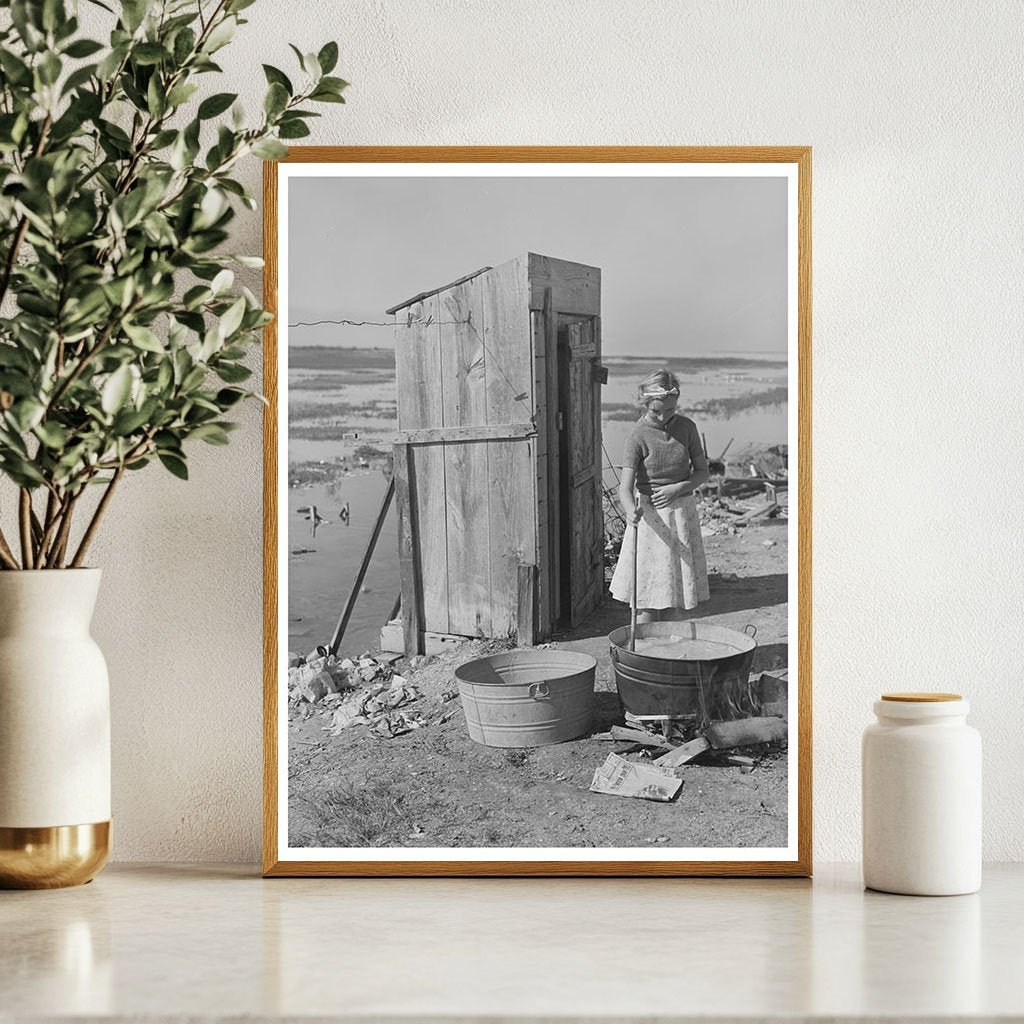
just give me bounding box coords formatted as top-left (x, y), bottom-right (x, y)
top-left (455, 649), bottom-right (597, 748)
top-left (607, 621), bottom-right (758, 723)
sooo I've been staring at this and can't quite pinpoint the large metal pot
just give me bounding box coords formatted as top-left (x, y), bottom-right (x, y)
top-left (607, 620), bottom-right (758, 723)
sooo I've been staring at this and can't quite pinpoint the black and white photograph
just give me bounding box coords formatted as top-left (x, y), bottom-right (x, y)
top-left (268, 151), bottom-right (809, 873)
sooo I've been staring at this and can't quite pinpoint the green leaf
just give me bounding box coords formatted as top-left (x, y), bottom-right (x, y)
top-left (229, 254), bottom-right (263, 269)
top-left (63, 38), bottom-right (104, 58)
top-left (123, 322), bottom-right (165, 353)
top-left (318, 76), bottom-right (349, 93)
top-left (34, 421), bottom-right (70, 449)
top-left (198, 91), bottom-right (236, 119)
top-left (38, 51), bottom-right (62, 86)
top-left (0, 50), bottom-right (33, 86)
top-left (262, 64), bottom-right (292, 95)
top-left (214, 361), bottom-right (251, 383)
top-left (215, 388), bottom-right (247, 407)
top-left (203, 16), bottom-right (236, 53)
top-left (132, 42), bottom-right (168, 66)
top-left (147, 74), bottom-right (166, 117)
top-left (158, 452), bottom-right (188, 479)
top-left (251, 137), bottom-right (287, 160)
top-left (277, 120), bottom-right (310, 140)
top-left (61, 62), bottom-right (97, 96)
top-left (166, 82), bottom-right (199, 107)
top-left (112, 405), bottom-right (151, 435)
top-left (264, 81), bottom-right (288, 117)
top-left (218, 296), bottom-right (246, 339)
top-left (101, 365), bottom-right (133, 415)
top-left (317, 41), bottom-right (339, 75)
top-left (189, 422), bottom-right (230, 445)
top-left (8, 399), bottom-right (45, 432)
top-left (309, 87), bottom-right (346, 104)
top-left (173, 26), bottom-right (196, 65)
top-left (210, 268), bottom-right (234, 294)
top-left (121, 0), bottom-right (153, 33)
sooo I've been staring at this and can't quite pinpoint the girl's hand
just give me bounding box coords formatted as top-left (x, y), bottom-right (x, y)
top-left (651, 482), bottom-right (687, 508)
top-left (627, 506), bottom-right (643, 525)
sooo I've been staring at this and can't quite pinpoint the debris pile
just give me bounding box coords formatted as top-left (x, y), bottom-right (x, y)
top-left (323, 677), bottom-right (426, 738)
top-left (288, 652), bottom-right (356, 704)
top-left (288, 647), bottom-right (462, 740)
top-left (591, 668), bottom-right (789, 795)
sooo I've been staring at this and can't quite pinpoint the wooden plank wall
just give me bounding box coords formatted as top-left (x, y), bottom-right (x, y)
top-left (482, 257), bottom-right (535, 638)
top-left (591, 314), bottom-right (605, 609)
top-left (529, 254), bottom-right (600, 317)
top-left (394, 296), bottom-right (448, 635)
top-left (531, 308), bottom-right (550, 639)
top-left (438, 275), bottom-right (490, 637)
top-left (394, 256), bottom-right (537, 641)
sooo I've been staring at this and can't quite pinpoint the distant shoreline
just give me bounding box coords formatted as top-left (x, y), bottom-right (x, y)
top-left (288, 345), bottom-right (787, 372)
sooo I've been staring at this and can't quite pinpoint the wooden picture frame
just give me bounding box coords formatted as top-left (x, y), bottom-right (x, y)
top-left (263, 147), bottom-right (812, 877)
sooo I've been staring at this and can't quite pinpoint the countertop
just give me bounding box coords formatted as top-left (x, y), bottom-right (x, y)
top-left (2, 863), bottom-right (1022, 1022)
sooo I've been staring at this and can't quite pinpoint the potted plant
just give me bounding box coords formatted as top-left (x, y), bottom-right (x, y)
top-left (0, 0), bottom-right (345, 887)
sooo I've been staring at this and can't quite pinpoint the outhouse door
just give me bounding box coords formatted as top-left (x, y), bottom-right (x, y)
top-left (557, 318), bottom-right (604, 626)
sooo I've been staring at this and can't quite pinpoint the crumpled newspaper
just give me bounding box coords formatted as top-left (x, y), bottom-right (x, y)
top-left (589, 753), bottom-right (683, 802)
top-left (323, 678), bottom-right (424, 738)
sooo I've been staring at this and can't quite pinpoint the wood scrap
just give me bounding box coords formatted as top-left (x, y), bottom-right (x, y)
top-left (718, 753), bottom-right (757, 767)
top-left (653, 736), bottom-right (710, 767)
top-left (705, 717), bottom-right (788, 749)
top-left (610, 725), bottom-right (673, 749)
top-left (734, 500), bottom-right (779, 525)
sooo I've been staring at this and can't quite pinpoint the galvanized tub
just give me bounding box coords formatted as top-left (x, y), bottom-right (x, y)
top-left (455, 649), bottom-right (597, 748)
top-left (607, 621), bottom-right (758, 722)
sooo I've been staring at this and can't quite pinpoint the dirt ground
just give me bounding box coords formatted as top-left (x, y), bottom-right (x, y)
top-left (287, 515), bottom-right (789, 851)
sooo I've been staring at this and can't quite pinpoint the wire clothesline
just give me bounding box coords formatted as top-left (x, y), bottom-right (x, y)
top-left (287, 314), bottom-right (470, 328)
top-left (288, 310), bottom-right (535, 421)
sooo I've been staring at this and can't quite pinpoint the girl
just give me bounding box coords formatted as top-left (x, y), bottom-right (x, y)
top-left (609, 370), bottom-right (710, 623)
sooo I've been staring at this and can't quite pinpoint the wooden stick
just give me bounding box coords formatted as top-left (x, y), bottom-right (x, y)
top-left (629, 487), bottom-right (639, 652)
top-left (654, 736), bottom-right (710, 767)
top-left (327, 476), bottom-right (395, 656)
top-left (386, 266), bottom-right (492, 315)
top-left (610, 725), bottom-right (671, 749)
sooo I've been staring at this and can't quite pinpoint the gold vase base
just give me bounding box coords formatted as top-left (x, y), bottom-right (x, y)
top-left (0, 821), bottom-right (110, 889)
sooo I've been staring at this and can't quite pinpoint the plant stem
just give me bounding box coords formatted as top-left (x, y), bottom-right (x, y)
top-left (45, 491), bottom-right (79, 569)
top-left (0, 113), bottom-right (52, 309)
top-left (0, 526), bottom-right (19, 570)
top-left (36, 487), bottom-right (66, 566)
top-left (45, 299), bottom-right (139, 413)
top-left (18, 489), bottom-right (34, 569)
top-left (70, 466), bottom-right (124, 568)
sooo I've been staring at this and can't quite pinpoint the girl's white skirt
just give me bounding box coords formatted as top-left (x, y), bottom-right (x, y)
top-left (609, 492), bottom-right (710, 611)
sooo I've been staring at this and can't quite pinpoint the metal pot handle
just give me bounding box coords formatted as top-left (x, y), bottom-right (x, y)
top-left (744, 624), bottom-right (758, 639)
top-left (529, 682), bottom-right (551, 699)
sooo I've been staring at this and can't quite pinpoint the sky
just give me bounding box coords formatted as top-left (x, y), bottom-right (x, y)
top-left (286, 174), bottom-right (788, 357)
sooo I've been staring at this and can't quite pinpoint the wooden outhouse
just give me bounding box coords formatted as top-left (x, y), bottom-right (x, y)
top-left (388, 253), bottom-right (605, 655)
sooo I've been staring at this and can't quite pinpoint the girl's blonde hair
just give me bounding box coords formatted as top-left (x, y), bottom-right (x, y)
top-left (636, 369), bottom-right (681, 406)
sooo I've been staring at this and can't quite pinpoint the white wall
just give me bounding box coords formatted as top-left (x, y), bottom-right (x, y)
top-left (75, 1), bottom-right (1024, 862)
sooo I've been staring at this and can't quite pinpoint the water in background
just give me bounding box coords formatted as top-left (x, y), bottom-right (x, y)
top-left (287, 352), bottom-right (788, 658)
top-left (287, 472), bottom-right (398, 659)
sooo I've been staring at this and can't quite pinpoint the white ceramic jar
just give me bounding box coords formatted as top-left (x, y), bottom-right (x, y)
top-left (862, 693), bottom-right (981, 895)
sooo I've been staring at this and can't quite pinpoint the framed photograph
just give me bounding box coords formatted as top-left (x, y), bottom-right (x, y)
top-left (263, 147), bottom-right (811, 876)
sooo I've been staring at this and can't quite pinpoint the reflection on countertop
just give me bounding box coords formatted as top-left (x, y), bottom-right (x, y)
top-left (2, 863), bottom-right (1021, 1020)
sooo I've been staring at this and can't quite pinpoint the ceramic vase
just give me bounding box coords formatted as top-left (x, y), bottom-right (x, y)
top-left (0, 569), bottom-right (111, 888)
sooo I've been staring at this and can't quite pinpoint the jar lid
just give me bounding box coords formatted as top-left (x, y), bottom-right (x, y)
top-left (881, 692), bottom-right (962, 702)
